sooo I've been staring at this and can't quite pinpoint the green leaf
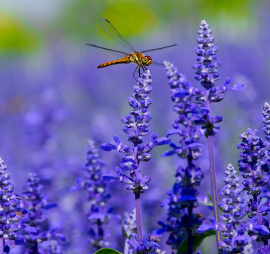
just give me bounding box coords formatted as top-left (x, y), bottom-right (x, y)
top-left (177, 230), bottom-right (216, 254)
top-left (199, 194), bottom-right (223, 212)
top-left (198, 194), bottom-right (214, 208)
top-left (94, 248), bottom-right (122, 254)
top-left (207, 193), bottom-right (213, 203)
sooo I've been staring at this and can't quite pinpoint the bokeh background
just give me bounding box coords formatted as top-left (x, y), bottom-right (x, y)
top-left (0, 0), bottom-right (269, 253)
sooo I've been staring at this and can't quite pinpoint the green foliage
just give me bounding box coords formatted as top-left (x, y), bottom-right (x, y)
top-left (199, 194), bottom-right (223, 212)
top-left (177, 230), bottom-right (216, 254)
top-left (94, 248), bottom-right (122, 254)
top-left (58, 0), bottom-right (256, 43)
top-left (0, 13), bottom-right (39, 55)
top-left (59, 0), bottom-right (157, 43)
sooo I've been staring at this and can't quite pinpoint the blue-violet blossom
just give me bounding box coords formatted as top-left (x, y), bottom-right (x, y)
top-left (198, 164), bottom-right (251, 253)
top-left (0, 158), bottom-right (29, 251)
top-left (237, 103), bottom-right (270, 253)
top-left (101, 70), bottom-right (170, 248)
top-left (161, 20), bottom-right (243, 251)
top-left (73, 140), bottom-right (113, 250)
top-left (156, 62), bottom-right (204, 253)
top-left (21, 172), bottom-right (64, 254)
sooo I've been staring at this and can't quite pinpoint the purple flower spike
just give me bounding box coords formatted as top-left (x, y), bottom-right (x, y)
top-left (157, 62), bottom-right (204, 252)
top-left (261, 102), bottom-right (270, 173)
top-left (73, 140), bottom-right (113, 251)
top-left (102, 71), bottom-right (169, 193)
top-left (21, 172), bottom-right (64, 253)
top-left (0, 158), bottom-right (29, 251)
top-left (128, 234), bottom-right (165, 254)
top-left (193, 20), bottom-right (221, 90)
top-left (101, 70), bottom-right (170, 243)
top-left (218, 164), bottom-right (251, 253)
top-left (232, 103), bottom-right (270, 250)
top-left (122, 209), bottom-right (137, 239)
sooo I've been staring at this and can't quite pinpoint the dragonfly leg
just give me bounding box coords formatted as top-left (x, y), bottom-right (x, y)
top-left (138, 67), bottom-right (141, 78)
top-left (133, 66), bottom-right (139, 82)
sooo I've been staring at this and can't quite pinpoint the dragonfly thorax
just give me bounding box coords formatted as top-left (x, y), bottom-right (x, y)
top-left (130, 52), bottom-right (152, 67)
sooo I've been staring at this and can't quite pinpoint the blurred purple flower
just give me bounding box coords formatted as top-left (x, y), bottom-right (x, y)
top-left (72, 139), bottom-right (113, 251)
top-left (23, 88), bottom-right (66, 188)
top-left (21, 172), bottom-right (64, 253)
top-left (0, 158), bottom-right (29, 252)
top-left (123, 209), bottom-right (137, 240)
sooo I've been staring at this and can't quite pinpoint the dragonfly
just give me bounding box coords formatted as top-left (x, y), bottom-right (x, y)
top-left (86, 18), bottom-right (177, 80)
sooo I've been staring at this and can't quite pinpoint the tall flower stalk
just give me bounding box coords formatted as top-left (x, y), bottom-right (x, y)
top-left (72, 140), bottom-right (113, 251)
top-left (102, 70), bottom-right (170, 253)
top-left (157, 62), bottom-right (204, 254)
top-left (21, 172), bottom-right (65, 254)
top-left (218, 164), bottom-right (251, 253)
top-left (236, 103), bottom-right (270, 253)
top-left (191, 20), bottom-right (243, 249)
top-left (160, 20), bottom-right (243, 252)
top-left (192, 20), bottom-right (223, 246)
top-left (198, 164), bottom-right (251, 253)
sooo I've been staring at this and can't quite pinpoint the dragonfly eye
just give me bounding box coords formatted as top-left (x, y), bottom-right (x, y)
top-left (144, 56), bottom-right (152, 66)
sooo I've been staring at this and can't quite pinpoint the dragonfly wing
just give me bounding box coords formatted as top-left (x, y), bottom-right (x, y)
top-left (151, 61), bottom-right (164, 66)
top-left (86, 43), bottom-right (128, 55)
top-left (98, 17), bottom-right (136, 53)
top-left (141, 44), bottom-right (177, 53)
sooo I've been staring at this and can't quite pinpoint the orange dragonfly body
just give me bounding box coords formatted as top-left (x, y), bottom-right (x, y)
top-left (87, 18), bottom-right (177, 80)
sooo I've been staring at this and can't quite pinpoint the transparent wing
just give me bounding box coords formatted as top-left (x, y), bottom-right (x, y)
top-left (98, 17), bottom-right (136, 53)
top-left (141, 44), bottom-right (177, 53)
top-left (86, 43), bottom-right (128, 55)
top-left (151, 61), bottom-right (164, 66)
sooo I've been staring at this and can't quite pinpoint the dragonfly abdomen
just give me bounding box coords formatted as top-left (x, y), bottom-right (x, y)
top-left (98, 57), bottom-right (131, 68)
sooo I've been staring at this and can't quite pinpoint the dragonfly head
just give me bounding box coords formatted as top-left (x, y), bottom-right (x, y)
top-left (143, 55), bottom-right (152, 66)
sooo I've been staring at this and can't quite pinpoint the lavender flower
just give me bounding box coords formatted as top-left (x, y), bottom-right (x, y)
top-left (233, 103), bottom-right (270, 253)
top-left (123, 209), bottom-right (137, 254)
top-left (162, 20), bottom-right (244, 252)
top-left (217, 164), bottom-right (250, 253)
top-left (0, 158), bottom-right (29, 252)
top-left (73, 139), bottom-right (113, 251)
top-left (101, 70), bottom-right (170, 243)
top-left (23, 88), bottom-right (65, 186)
top-left (157, 62), bottom-right (204, 253)
top-left (237, 128), bottom-right (266, 202)
top-left (123, 209), bottom-right (137, 240)
top-left (262, 102), bottom-right (270, 141)
top-left (128, 234), bottom-right (165, 254)
top-left (261, 102), bottom-right (270, 173)
top-left (21, 172), bottom-right (64, 253)
top-left (199, 103), bottom-right (270, 253)
top-left (191, 20), bottom-right (243, 137)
